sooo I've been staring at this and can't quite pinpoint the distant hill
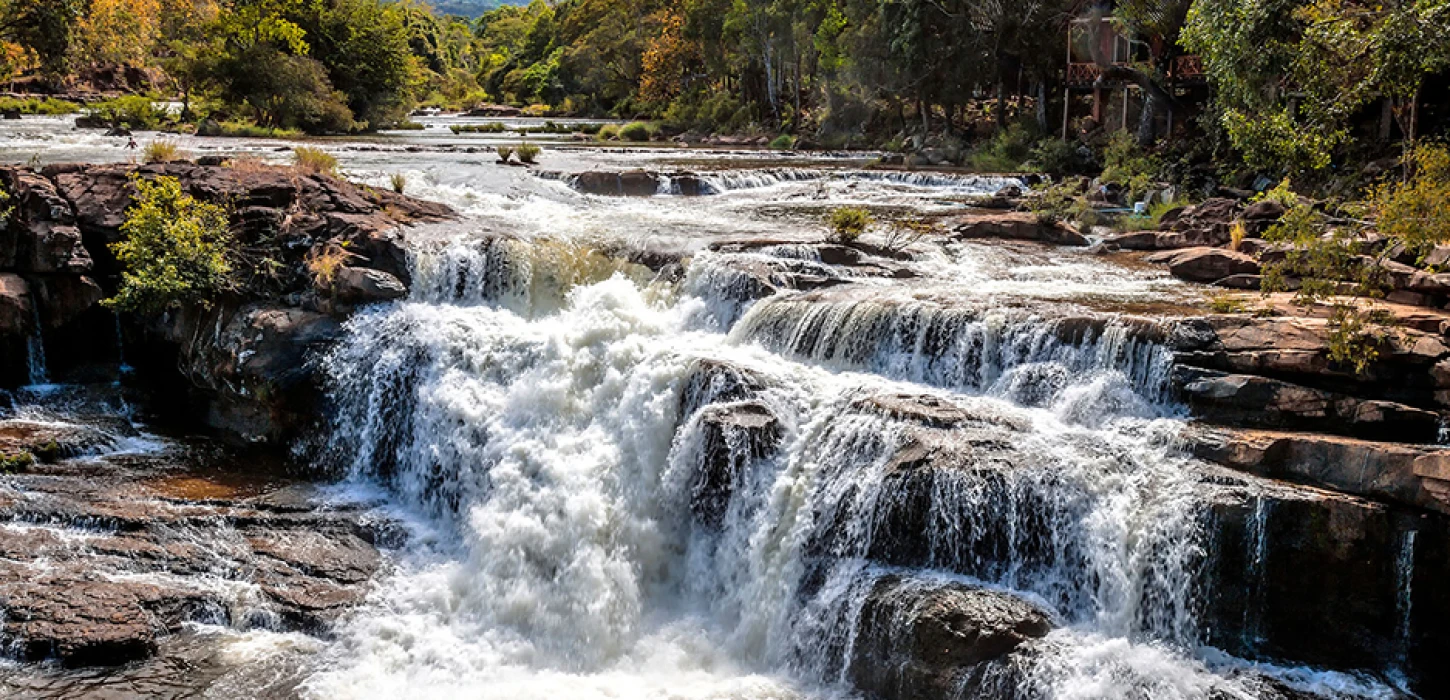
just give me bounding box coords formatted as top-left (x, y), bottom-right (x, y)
top-left (424, 0), bottom-right (527, 18)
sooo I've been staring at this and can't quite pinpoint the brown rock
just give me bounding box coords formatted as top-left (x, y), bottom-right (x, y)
top-left (849, 574), bottom-right (1052, 700)
top-left (329, 266), bottom-right (408, 305)
top-left (1145, 247), bottom-right (1260, 282)
top-left (950, 212), bottom-right (1089, 246)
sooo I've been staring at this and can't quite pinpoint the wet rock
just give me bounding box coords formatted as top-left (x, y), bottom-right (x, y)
top-left (854, 393), bottom-right (972, 429)
top-left (0, 429), bottom-right (391, 668)
top-left (689, 401), bottom-right (781, 527)
top-left (0, 419), bottom-right (117, 463)
top-left (1145, 247), bottom-right (1260, 283)
top-left (1174, 366), bottom-right (1442, 442)
top-left (0, 567), bottom-right (210, 666)
top-left (572, 170), bottom-right (661, 196)
top-left (1202, 477), bottom-right (1450, 691)
top-left (680, 358), bottom-right (770, 416)
top-left (327, 266), bottom-right (408, 305)
top-left (150, 304), bottom-right (342, 444)
top-left (949, 212), bottom-right (1089, 247)
top-left (848, 574), bottom-right (1053, 700)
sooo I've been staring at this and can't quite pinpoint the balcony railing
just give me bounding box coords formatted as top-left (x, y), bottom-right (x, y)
top-left (1066, 55), bottom-right (1206, 86)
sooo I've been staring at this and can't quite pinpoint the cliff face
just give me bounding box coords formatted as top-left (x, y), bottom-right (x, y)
top-left (0, 161), bottom-right (454, 445)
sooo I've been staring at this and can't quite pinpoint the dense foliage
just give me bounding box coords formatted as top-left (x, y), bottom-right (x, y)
top-left (0, 0), bottom-right (1443, 171)
top-left (106, 175), bottom-right (235, 313)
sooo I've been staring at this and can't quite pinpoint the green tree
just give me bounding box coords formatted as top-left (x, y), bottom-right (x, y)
top-left (1184, 0), bottom-right (1450, 172)
top-left (107, 175), bottom-right (235, 314)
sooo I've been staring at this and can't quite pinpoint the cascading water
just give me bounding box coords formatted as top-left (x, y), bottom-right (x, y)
top-left (25, 302), bottom-right (47, 386)
top-left (305, 226), bottom-right (1394, 699)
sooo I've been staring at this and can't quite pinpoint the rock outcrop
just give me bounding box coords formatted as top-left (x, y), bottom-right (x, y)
top-left (0, 414), bottom-right (392, 667)
top-left (0, 162), bottom-right (454, 444)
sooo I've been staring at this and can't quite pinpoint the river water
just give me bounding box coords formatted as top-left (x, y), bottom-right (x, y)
top-left (0, 116), bottom-right (1405, 699)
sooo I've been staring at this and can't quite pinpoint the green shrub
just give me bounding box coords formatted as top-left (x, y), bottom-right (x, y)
top-left (391, 120), bottom-right (426, 131)
top-left (1372, 143), bottom-right (1450, 257)
top-left (390, 173), bottom-right (407, 194)
top-left (105, 175), bottom-right (234, 313)
top-left (142, 140), bottom-right (185, 164)
top-left (828, 207), bottom-right (873, 242)
top-left (85, 96), bottom-right (171, 130)
top-left (496, 145), bottom-right (514, 162)
top-left (0, 97), bottom-right (80, 115)
top-left (516, 142), bottom-right (541, 164)
top-left (1100, 131), bottom-right (1161, 204)
top-left (968, 123), bottom-right (1039, 172)
top-left (450, 122), bottom-right (509, 134)
top-left (768, 134), bottom-right (796, 150)
top-left (597, 124), bottom-right (621, 141)
top-left (1029, 138), bottom-right (1078, 176)
top-left (293, 147), bottom-right (339, 176)
top-left (576, 123), bottom-right (604, 135)
top-left (619, 121), bottom-right (653, 142)
top-left (208, 121), bottom-right (303, 139)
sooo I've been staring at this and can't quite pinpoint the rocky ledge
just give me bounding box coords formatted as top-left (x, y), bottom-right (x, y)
top-left (0, 405), bottom-right (392, 669)
top-left (0, 161), bottom-right (454, 444)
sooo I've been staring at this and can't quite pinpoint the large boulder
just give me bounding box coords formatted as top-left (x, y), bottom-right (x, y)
top-left (1145, 247), bottom-right (1260, 283)
top-left (1170, 315), bottom-right (1450, 409)
top-left (571, 170), bottom-right (662, 197)
top-left (688, 400), bottom-right (782, 527)
top-left (1186, 425), bottom-right (1446, 514)
top-left (1, 168), bottom-right (91, 274)
top-left (328, 266), bottom-right (408, 306)
top-left (950, 212), bottom-right (1089, 246)
top-left (848, 574), bottom-right (1053, 700)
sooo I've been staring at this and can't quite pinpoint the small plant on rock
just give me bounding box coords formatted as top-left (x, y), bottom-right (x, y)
top-left (390, 173), bottom-right (407, 194)
top-left (516, 142), bottom-right (541, 164)
top-left (305, 238), bottom-right (360, 290)
top-left (293, 147), bottom-right (339, 176)
top-left (828, 207), bottom-right (873, 243)
top-left (496, 145), bottom-right (514, 163)
top-left (106, 175), bottom-right (234, 313)
top-left (143, 140), bottom-right (185, 164)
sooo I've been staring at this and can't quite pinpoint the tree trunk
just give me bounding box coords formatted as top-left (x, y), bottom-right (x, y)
top-left (918, 98), bottom-right (930, 134)
top-left (1035, 81), bottom-right (1048, 132)
top-left (995, 81), bottom-right (1006, 128)
top-left (1136, 89), bottom-right (1157, 146)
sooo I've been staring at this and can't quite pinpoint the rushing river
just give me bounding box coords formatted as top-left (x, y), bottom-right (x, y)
top-left (0, 116), bottom-right (1406, 698)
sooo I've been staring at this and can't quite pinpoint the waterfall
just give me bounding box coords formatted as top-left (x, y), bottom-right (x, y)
top-left (731, 295), bottom-right (1176, 422)
top-left (1242, 495), bottom-right (1270, 653)
top-left (25, 301), bottom-right (47, 386)
top-left (1395, 529), bottom-right (1417, 682)
top-left (308, 233), bottom-right (1393, 699)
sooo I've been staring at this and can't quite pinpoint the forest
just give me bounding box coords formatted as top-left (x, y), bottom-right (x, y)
top-left (0, 0), bottom-right (1446, 186)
